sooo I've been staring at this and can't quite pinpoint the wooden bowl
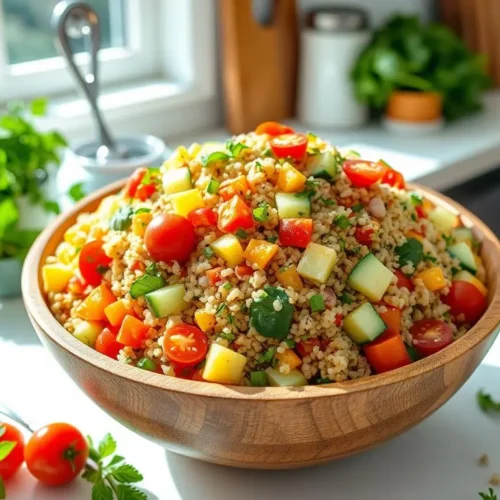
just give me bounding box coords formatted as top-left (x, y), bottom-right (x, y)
top-left (22, 180), bottom-right (500, 469)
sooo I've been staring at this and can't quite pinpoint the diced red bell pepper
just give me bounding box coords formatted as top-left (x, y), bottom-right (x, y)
top-left (354, 226), bottom-right (374, 246)
top-left (296, 338), bottom-right (320, 357)
top-left (279, 218), bottom-right (313, 248)
top-left (394, 270), bottom-right (414, 292)
top-left (95, 328), bottom-right (123, 359)
top-left (187, 207), bottom-right (217, 227)
top-left (218, 195), bottom-right (254, 233)
top-left (206, 267), bottom-right (223, 286)
top-left (135, 182), bottom-right (157, 201)
top-left (335, 313), bottom-right (343, 327)
top-left (235, 265), bottom-right (254, 279)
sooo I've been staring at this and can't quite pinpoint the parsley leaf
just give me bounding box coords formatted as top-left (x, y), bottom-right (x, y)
top-left (253, 203), bottom-right (269, 222)
top-left (129, 274), bottom-right (165, 299)
top-left (339, 293), bottom-right (354, 304)
top-left (220, 331), bottom-right (236, 342)
top-left (266, 235), bottom-right (278, 243)
top-left (410, 192), bottom-right (423, 206)
top-left (98, 433), bottom-right (117, 459)
top-left (109, 206), bottom-right (134, 231)
top-left (111, 464), bottom-right (143, 483)
top-left (335, 214), bottom-right (351, 229)
top-left (442, 234), bottom-right (455, 246)
top-left (351, 203), bottom-right (363, 212)
top-left (202, 151), bottom-right (230, 167)
top-left (319, 196), bottom-right (335, 206)
top-left (395, 238), bottom-right (423, 270)
top-left (92, 480), bottom-right (113, 500)
top-left (477, 390), bottom-right (500, 413)
top-left (116, 484), bottom-right (147, 500)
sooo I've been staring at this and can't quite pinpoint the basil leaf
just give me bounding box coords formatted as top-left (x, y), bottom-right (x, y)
top-left (202, 152), bottom-right (230, 167)
top-left (250, 286), bottom-right (294, 340)
top-left (395, 237), bottom-right (423, 270)
top-left (109, 206), bottom-right (134, 231)
top-left (130, 274), bottom-right (165, 298)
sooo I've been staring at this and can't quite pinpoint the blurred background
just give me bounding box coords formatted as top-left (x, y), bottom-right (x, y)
top-left (0, 0), bottom-right (499, 297)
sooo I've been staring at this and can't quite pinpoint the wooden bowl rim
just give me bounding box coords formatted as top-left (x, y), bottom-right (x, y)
top-left (22, 179), bottom-right (500, 401)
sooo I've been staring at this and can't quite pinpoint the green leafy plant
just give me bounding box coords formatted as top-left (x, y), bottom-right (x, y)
top-left (0, 98), bottom-right (67, 260)
top-left (351, 15), bottom-right (491, 120)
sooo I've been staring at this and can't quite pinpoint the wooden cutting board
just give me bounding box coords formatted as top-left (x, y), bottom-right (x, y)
top-left (219, 0), bottom-right (299, 134)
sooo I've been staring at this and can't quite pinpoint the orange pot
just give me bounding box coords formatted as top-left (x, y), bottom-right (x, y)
top-left (386, 91), bottom-right (443, 122)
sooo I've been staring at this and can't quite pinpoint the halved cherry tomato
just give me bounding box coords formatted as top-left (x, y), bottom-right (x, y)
top-left (279, 218), bottom-right (313, 248)
top-left (95, 328), bottom-right (122, 359)
top-left (25, 423), bottom-right (88, 486)
top-left (270, 134), bottom-right (308, 161)
top-left (378, 305), bottom-right (402, 336)
top-left (381, 166), bottom-right (405, 189)
top-left (218, 195), bottom-right (254, 233)
top-left (235, 265), bottom-right (254, 279)
top-left (135, 182), bottom-right (157, 201)
top-left (144, 213), bottom-right (196, 263)
top-left (442, 280), bottom-right (487, 324)
top-left (0, 422), bottom-right (25, 480)
top-left (364, 330), bottom-right (411, 373)
top-left (296, 338), bottom-right (321, 357)
top-left (343, 160), bottom-right (386, 188)
top-left (78, 240), bottom-right (112, 287)
top-left (395, 269), bottom-right (414, 292)
top-left (163, 324), bottom-right (208, 368)
top-left (187, 207), bottom-right (217, 227)
top-left (116, 315), bottom-right (149, 349)
top-left (410, 319), bottom-right (453, 357)
top-left (354, 226), bottom-right (374, 246)
top-left (255, 121), bottom-right (295, 136)
top-left (206, 267), bottom-right (223, 286)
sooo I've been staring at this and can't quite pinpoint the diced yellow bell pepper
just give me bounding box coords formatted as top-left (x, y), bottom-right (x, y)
top-left (275, 349), bottom-right (302, 370)
top-left (276, 163), bottom-right (307, 193)
top-left (416, 266), bottom-right (446, 291)
top-left (195, 310), bottom-right (216, 332)
top-left (97, 195), bottom-right (121, 219)
top-left (454, 270), bottom-right (488, 297)
top-left (55, 242), bottom-right (77, 265)
top-left (63, 224), bottom-right (87, 247)
top-left (243, 239), bottom-right (279, 270)
top-left (169, 188), bottom-right (205, 217)
top-left (188, 143), bottom-right (202, 158)
top-left (422, 198), bottom-right (433, 215)
top-left (277, 265), bottom-right (304, 291)
top-left (219, 175), bottom-right (249, 200)
top-left (42, 263), bottom-right (74, 293)
top-left (132, 212), bottom-right (152, 237)
top-left (210, 234), bottom-right (244, 267)
top-left (406, 230), bottom-right (424, 242)
top-left (202, 343), bottom-right (247, 384)
top-left (163, 146), bottom-right (190, 170)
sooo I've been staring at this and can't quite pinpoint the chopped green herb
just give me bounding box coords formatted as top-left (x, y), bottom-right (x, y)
top-left (442, 234), bottom-right (455, 246)
top-left (309, 294), bottom-right (325, 313)
top-left (226, 140), bottom-right (249, 157)
top-left (257, 347), bottom-right (277, 366)
top-left (129, 274), bottom-right (165, 299)
top-left (279, 266), bottom-right (289, 274)
top-left (137, 358), bottom-right (156, 371)
top-left (215, 303), bottom-right (226, 316)
top-left (227, 314), bottom-right (234, 324)
top-left (223, 282), bottom-right (233, 291)
top-left (250, 371), bottom-right (267, 387)
top-left (294, 188), bottom-right (316, 199)
top-left (262, 148), bottom-right (273, 157)
top-left (220, 331), bottom-right (236, 342)
top-left (266, 235), bottom-right (278, 243)
top-left (451, 266), bottom-right (460, 275)
top-left (253, 203), bottom-right (269, 222)
top-left (351, 203), bottom-right (363, 212)
top-left (140, 167), bottom-right (161, 185)
top-left (335, 214), bottom-right (351, 229)
top-left (350, 246), bottom-right (361, 254)
top-left (145, 263), bottom-right (158, 276)
top-left (319, 196), bottom-right (335, 206)
top-left (310, 147), bottom-right (321, 155)
top-left (109, 206), bottom-right (134, 231)
top-left (284, 338), bottom-right (296, 348)
top-left (410, 192), bottom-right (423, 206)
top-left (240, 304), bottom-right (249, 313)
top-left (202, 151), bottom-right (230, 167)
top-left (134, 207), bottom-right (151, 214)
top-left (395, 238), bottom-right (423, 270)
top-left (410, 213), bottom-right (417, 222)
top-left (236, 228), bottom-right (248, 239)
top-left (339, 293), bottom-right (354, 304)
top-left (423, 253), bottom-right (437, 263)
top-left (477, 389), bottom-right (500, 413)
top-left (203, 247), bottom-right (215, 259)
top-left (207, 178), bottom-right (220, 194)
top-left (255, 161), bottom-right (263, 172)
top-left (339, 239), bottom-right (346, 251)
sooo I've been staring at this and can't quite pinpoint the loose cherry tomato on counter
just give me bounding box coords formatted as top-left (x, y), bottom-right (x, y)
top-left (442, 280), bottom-right (487, 324)
top-left (78, 240), bottom-right (112, 287)
top-left (144, 213), bottom-right (196, 263)
top-left (381, 166), bottom-right (405, 189)
top-left (409, 319), bottom-right (453, 357)
top-left (270, 134), bottom-right (308, 161)
top-left (279, 218), bottom-right (313, 248)
top-left (255, 121), bottom-right (295, 136)
top-left (378, 305), bottom-right (402, 337)
top-left (296, 338), bottom-right (321, 357)
top-left (24, 423), bottom-right (88, 486)
top-left (187, 207), bottom-right (217, 227)
top-left (354, 226), bottom-right (374, 246)
top-left (364, 330), bottom-right (411, 374)
top-left (0, 422), bottom-right (25, 481)
top-left (218, 196), bottom-right (254, 233)
top-left (394, 269), bottom-right (414, 292)
top-left (342, 160), bottom-right (387, 188)
top-left (95, 328), bottom-right (123, 359)
top-left (163, 324), bottom-right (208, 368)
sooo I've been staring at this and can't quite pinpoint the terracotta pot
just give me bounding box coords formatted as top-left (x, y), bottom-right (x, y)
top-left (386, 91), bottom-right (443, 122)
top-left (22, 180), bottom-right (500, 469)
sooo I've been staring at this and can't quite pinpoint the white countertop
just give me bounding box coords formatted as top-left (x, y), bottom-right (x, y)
top-left (1, 296), bottom-right (500, 500)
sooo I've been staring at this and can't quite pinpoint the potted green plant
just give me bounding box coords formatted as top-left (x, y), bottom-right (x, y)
top-left (0, 99), bottom-right (67, 297)
top-left (351, 15), bottom-right (490, 129)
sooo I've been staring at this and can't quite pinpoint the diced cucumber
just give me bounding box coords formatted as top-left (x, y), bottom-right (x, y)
top-left (73, 321), bottom-right (104, 347)
top-left (347, 253), bottom-right (394, 302)
top-left (297, 243), bottom-right (337, 284)
top-left (428, 206), bottom-right (459, 234)
top-left (275, 192), bottom-right (311, 219)
top-left (307, 151), bottom-right (337, 180)
top-left (206, 178), bottom-right (220, 195)
top-left (163, 167), bottom-right (192, 194)
top-left (145, 284), bottom-right (188, 318)
top-left (447, 242), bottom-right (477, 274)
top-left (453, 227), bottom-right (473, 245)
top-left (265, 367), bottom-right (307, 387)
top-left (343, 302), bottom-right (386, 344)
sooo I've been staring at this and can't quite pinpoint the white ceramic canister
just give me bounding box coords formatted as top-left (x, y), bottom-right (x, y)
top-left (298, 7), bottom-right (370, 129)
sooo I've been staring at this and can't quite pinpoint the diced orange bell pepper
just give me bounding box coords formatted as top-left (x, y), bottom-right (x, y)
top-left (378, 305), bottom-right (402, 336)
top-left (243, 239), bottom-right (279, 269)
top-left (276, 163), bottom-right (307, 193)
top-left (275, 349), bottom-right (302, 370)
top-left (277, 265), bottom-right (303, 291)
top-left (194, 310), bottom-right (216, 332)
top-left (416, 266), bottom-right (446, 291)
top-left (104, 299), bottom-right (132, 328)
top-left (132, 212), bottom-right (152, 237)
top-left (116, 315), bottom-right (149, 349)
top-left (218, 196), bottom-right (254, 233)
top-left (219, 175), bottom-right (249, 201)
top-left (363, 330), bottom-right (411, 374)
top-left (76, 284), bottom-right (116, 321)
top-left (206, 267), bottom-right (223, 286)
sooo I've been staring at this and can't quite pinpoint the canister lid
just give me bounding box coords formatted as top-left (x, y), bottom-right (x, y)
top-left (304, 7), bottom-right (369, 32)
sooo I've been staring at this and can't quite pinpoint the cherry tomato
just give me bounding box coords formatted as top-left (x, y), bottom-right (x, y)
top-left (163, 324), bottom-right (208, 368)
top-left (410, 319), bottom-right (453, 357)
top-left (25, 423), bottom-right (88, 486)
top-left (0, 423), bottom-right (25, 481)
top-left (235, 265), bottom-right (254, 279)
top-left (395, 269), bottom-right (414, 292)
top-left (442, 280), bottom-right (487, 324)
top-left (354, 226), bottom-right (374, 246)
top-left (381, 166), bottom-right (405, 189)
top-left (296, 338), bottom-right (320, 357)
top-left (218, 196), bottom-right (254, 233)
top-left (255, 121), bottom-right (295, 136)
top-left (78, 240), bottom-right (112, 287)
top-left (124, 168), bottom-right (148, 198)
top-left (279, 218), bottom-right (313, 248)
top-left (95, 328), bottom-right (122, 359)
top-left (270, 134), bottom-right (308, 161)
top-left (343, 160), bottom-right (387, 188)
top-left (379, 305), bottom-right (402, 337)
top-left (135, 182), bottom-right (157, 201)
top-left (144, 213), bottom-right (196, 263)
top-left (187, 207), bottom-right (217, 227)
